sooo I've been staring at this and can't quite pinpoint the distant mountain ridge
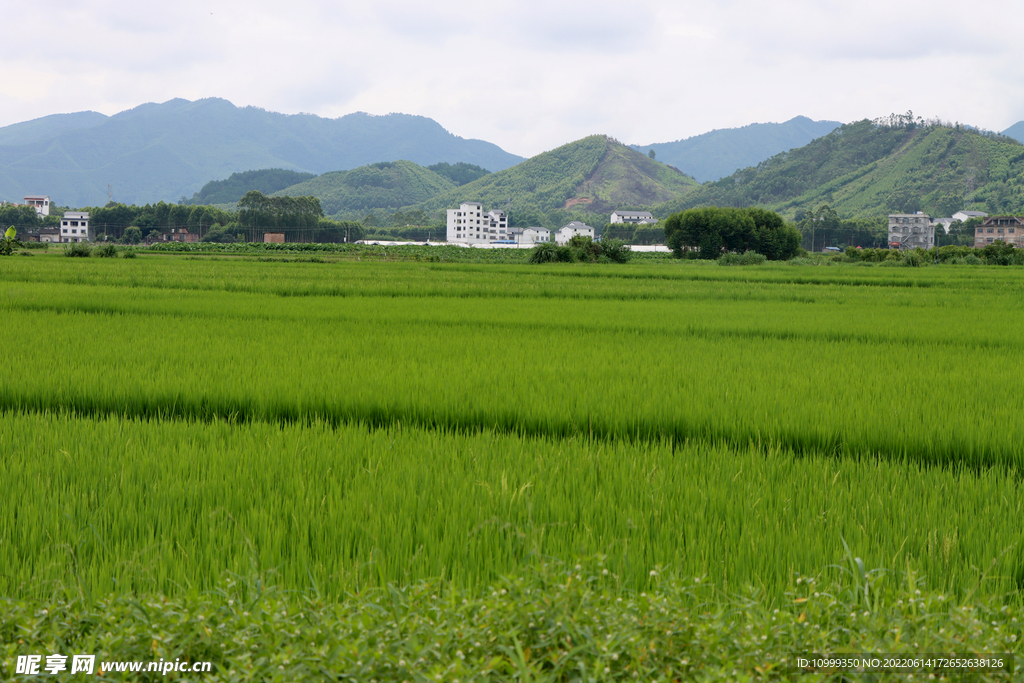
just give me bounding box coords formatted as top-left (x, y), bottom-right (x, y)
top-left (654, 120), bottom-right (1024, 219)
top-left (0, 98), bottom-right (524, 207)
top-left (632, 116), bottom-right (841, 182)
top-left (1002, 121), bottom-right (1024, 143)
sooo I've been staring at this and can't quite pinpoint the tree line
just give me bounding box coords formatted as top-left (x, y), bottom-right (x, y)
top-left (663, 207), bottom-right (802, 260)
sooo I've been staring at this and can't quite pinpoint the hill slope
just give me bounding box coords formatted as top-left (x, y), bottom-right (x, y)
top-left (274, 161), bottom-right (456, 217)
top-left (1002, 121), bottom-right (1024, 144)
top-left (415, 135), bottom-right (698, 225)
top-left (632, 116), bottom-right (840, 182)
top-left (0, 98), bottom-right (523, 207)
top-left (190, 169), bottom-right (316, 205)
top-left (655, 121), bottom-right (1024, 219)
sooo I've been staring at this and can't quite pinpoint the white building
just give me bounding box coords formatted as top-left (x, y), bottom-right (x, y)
top-left (610, 210), bottom-right (656, 224)
top-left (24, 195), bottom-right (51, 216)
top-left (952, 210), bottom-right (987, 223)
top-left (446, 202), bottom-right (509, 244)
top-left (60, 211), bottom-right (90, 243)
top-left (888, 213), bottom-right (933, 250)
top-left (555, 221), bottom-right (595, 245)
top-left (507, 227), bottom-right (551, 245)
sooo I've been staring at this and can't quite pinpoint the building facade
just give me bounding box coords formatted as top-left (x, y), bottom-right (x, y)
top-left (974, 216), bottom-right (1024, 248)
top-left (887, 213), bottom-right (933, 249)
top-left (610, 210), bottom-right (656, 224)
top-left (555, 221), bottom-right (595, 245)
top-left (507, 227), bottom-right (551, 245)
top-left (60, 212), bottom-right (90, 243)
top-left (446, 202), bottom-right (509, 244)
top-left (24, 195), bottom-right (51, 216)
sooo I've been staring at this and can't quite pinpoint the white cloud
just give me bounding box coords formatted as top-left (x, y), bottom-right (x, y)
top-left (2, 0), bottom-right (1023, 157)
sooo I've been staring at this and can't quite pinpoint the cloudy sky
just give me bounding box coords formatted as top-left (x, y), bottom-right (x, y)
top-left (2, 0), bottom-right (1022, 157)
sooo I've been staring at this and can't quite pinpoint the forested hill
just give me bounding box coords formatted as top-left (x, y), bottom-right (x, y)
top-left (0, 98), bottom-right (523, 207)
top-left (413, 135), bottom-right (698, 226)
top-left (189, 169), bottom-right (316, 206)
top-left (273, 161), bottom-right (456, 217)
top-left (632, 116), bottom-right (841, 182)
top-left (654, 119), bottom-right (1024, 220)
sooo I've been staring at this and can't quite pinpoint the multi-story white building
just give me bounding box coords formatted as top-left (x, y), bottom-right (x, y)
top-left (446, 202), bottom-right (509, 244)
top-left (24, 195), bottom-right (51, 216)
top-left (60, 211), bottom-right (90, 243)
top-left (887, 213), bottom-right (933, 250)
top-left (555, 221), bottom-right (595, 245)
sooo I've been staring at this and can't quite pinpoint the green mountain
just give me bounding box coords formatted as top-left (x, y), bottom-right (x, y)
top-left (274, 160), bottom-right (456, 217)
top-left (190, 168), bottom-right (316, 205)
top-left (655, 120), bottom-right (1024, 220)
top-left (632, 116), bottom-right (841, 182)
top-left (0, 98), bottom-right (523, 207)
top-left (414, 135), bottom-right (698, 225)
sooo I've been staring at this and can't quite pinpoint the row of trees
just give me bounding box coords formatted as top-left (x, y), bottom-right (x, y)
top-left (0, 204), bottom-right (68, 229)
top-left (663, 207), bottom-right (802, 260)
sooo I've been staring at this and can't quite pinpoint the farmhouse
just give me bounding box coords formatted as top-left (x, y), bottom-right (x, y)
top-left (610, 210), bottom-right (656, 224)
top-left (169, 227), bottom-right (198, 243)
top-left (555, 221), bottom-right (595, 245)
top-left (507, 227), bottom-right (551, 245)
top-left (24, 195), bottom-right (51, 216)
top-left (974, 216), bottom-right (1024, 248)
top-left (887, 213), bottom-right (933, 250)
top-left (446, 202), bottom-right (509, 245)
top-left (59, 211), bottom-right (90, 243)
top-left (952, 210), bottom-right (987, 223)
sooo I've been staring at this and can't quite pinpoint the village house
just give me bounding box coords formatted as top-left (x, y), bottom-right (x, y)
top-left (24, 195), bottom-right (51, 216)
top-left (169, 227), bottom-right (198, 243)
top-left (555, 221), bottom-right (595, 245)
top-left (60, 211), bottom-right (90, 243)
top-left (507, 227), bottom-right (551, 245)
top-left (887, 213), bottom-right (933, 250)
top-left (609, 210), bottom-right (656, 224)
top-left (974, 216), bottom-right (1024, 248)
top-left (952, 210), bottom-right (987, 223)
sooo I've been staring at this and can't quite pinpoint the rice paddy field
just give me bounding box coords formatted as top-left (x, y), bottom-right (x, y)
top-left (1, 250), bottom-right (1022, 680)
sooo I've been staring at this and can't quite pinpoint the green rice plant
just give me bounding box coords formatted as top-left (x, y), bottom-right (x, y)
top-left (2, 410), bottom-right (1022, 602)
top-left (3, 257), bottom-right (1024, 605)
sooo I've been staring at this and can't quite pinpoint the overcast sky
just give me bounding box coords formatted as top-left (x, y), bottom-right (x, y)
top-left (2, 0), bottom-right (1022, 158)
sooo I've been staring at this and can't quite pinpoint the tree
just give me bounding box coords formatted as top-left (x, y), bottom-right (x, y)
top-left (121, 227), bottom-right (142, 244)
top-left (663, 207), bottom-right (754, 259)
top-left (648, 149), bottom-right (656, 160)
top-left (800, 204), bottom-right (840, 251)
top-left (664, 207), bottom-right (799, 260)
